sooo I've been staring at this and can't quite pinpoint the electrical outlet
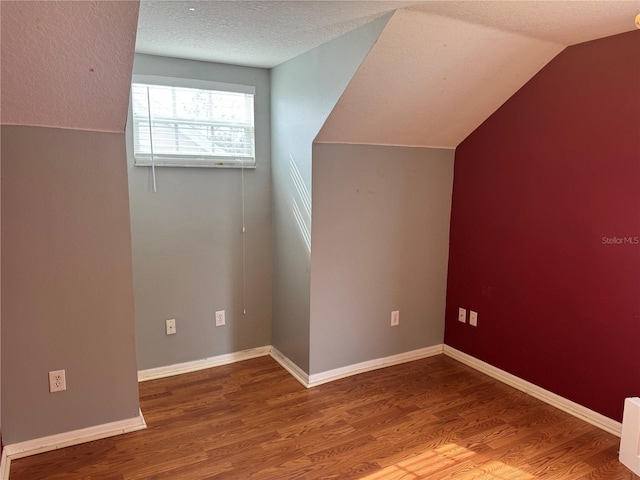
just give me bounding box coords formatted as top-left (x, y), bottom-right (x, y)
top-left (166, 318), bottom-right (176, 335)
top-left (470, 311), bottom-right (478, 327)
top-left (391, 310), bottom-right (400, 326)
top-left (458, 307), bottom-right (467, 323)
top-left (49, 369), bottom-right (66, 393)
top-left (215, 310), bottom-right (225, 326)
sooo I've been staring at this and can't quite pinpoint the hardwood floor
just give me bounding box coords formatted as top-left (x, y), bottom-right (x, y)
top-left (10, 355), bottom-right (638, 479)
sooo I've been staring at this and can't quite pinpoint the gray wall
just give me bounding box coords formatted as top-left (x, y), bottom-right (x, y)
top-left (270, 15), bottom-right (391, 373)
top-left (0, 140), bottom-right (4, 442)
top-left (1, 126), bottom-right (140, 444)
top-left (128, 55), bottom-right (272, 370)
top-left (309, 144), bottom-right (454, 374)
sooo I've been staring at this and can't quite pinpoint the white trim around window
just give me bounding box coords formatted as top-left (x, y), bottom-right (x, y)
top-left (131, 74), bottom-right (256, 169)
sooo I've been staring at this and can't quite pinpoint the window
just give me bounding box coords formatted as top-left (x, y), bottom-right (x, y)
top-left (131, 75), bottom-right (255, 168)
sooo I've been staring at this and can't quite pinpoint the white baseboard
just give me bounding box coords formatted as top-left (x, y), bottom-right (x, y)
top-left (5, 345), bottom-right (621, 478)
top-left (1, 449), bottom-right (8, 480)
top-left (443, 345), bottom-right (622, 437)
top-left (308, 344), bottom-right (445, 388)
top-left (270, 347), bottom-right (310, 387)
top-left (270, 345), bottom-right (444, 389)
top-left (138, 346), bottom-right (272, 382)
top-left (139, 344), bottom-right (445, 390)
top-left (2, 410), bottom-right (146, 479)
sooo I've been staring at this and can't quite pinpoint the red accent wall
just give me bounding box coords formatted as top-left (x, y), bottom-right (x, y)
top-left (445, 31), bottom-right (640, 422)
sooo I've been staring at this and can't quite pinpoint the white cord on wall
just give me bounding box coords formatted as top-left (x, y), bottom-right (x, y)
top-left (145, 87), bottom-right (157, 193)
top-left (241, 160), bottom-right (247, 315)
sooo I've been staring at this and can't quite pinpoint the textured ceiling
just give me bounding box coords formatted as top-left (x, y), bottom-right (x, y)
top-left (135, 0), bottom-right (640, 68)
top-left (409, 1), bottom-right (640, 46)
top-left (135, 1), bottom-right (417, 68)
top-left (316, 1), bottom-right (639, 148)
top-left (317, 9), bottom-right (564, 148)
top-left (2, 0), bottom-right (637, 136)
top-left (0, 1), bottom-right (140, 132)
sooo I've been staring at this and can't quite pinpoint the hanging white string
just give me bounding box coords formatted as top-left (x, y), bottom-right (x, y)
top-left (145, 86), bottom-right (157, 193)
top-left (241, 159), bottom-right (247, 315)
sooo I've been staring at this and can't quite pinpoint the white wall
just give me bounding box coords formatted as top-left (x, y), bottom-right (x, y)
top-left (128, 55), bottom-right (272, 370)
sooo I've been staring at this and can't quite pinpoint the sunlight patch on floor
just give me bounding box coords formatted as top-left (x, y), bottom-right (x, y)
top-left (360, 443), bottom-right (535, 479)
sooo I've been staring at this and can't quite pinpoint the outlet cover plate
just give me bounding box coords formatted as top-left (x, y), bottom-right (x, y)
top-left (166, 318), bottom-right (176, 335)
top-left (49, 369), bottom-right (66, 393)
top-left (458, 308), bottom-right (466, 323)
top-left (215, 310), bottom-right (225, 326)
top-left (470, 311), bottom-right (478, 327)
top-left (391, 310), bottom-right (399, 326)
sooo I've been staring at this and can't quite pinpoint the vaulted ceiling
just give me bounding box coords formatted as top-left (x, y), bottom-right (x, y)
top-left (1, 1), bottom-right (638, 141)
top-left (316, 1), bottom-right (639, 148)
top-left (317, 8), bottom-right (565, 148)
top-left (135, 1), bottom-right (639, 68)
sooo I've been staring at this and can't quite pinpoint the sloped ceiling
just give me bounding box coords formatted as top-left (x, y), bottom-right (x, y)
top-left (412, 0), bottom-right (639, 46)
top-left (134, 1), bottom-right (639, 68)
top-left (0, 1), bottom-right (139, 132)
top-left (317, 1), bottom-right (639, 148)
top-left (1, 1), bottom-right (637, 139)
top-left (316, 9), bottom-right (564, 148)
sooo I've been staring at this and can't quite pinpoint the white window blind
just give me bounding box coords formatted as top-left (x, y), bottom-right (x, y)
top-left (131, 81), bottom-right (255, 168)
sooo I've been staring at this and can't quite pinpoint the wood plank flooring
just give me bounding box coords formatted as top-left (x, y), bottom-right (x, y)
top-left (10, 355), bottom-right (638, 479)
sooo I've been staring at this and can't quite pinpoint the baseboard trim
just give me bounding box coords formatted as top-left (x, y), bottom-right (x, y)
top-left (308, 344), bottom-right (445, 388)
top-left (443, 345), bottom-right (622, 437)
top-left (269, 347), bottom-right (310, 387)
top-left (2, 410), bottom-right (146, 479)
top-left (0, 449), bottom-right (8, 480)
top-left (138, 346), bottom-right (272, 382)
top-left (4, 345), bottom-right (620, 478)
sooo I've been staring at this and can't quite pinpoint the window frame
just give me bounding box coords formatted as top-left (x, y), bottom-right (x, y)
top-left (130, 74), bottom-right (257, 169)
